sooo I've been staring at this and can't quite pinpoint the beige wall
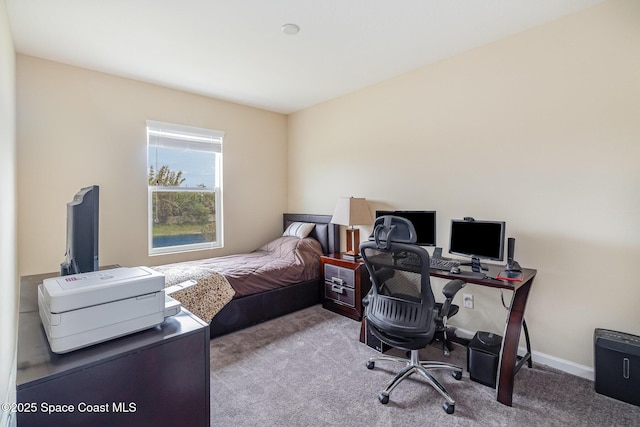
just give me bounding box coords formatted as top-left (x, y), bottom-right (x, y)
top-left (17, 56), bottom-right (289, 276)
top-left (0, 0), bottom-right (17, 423)
top-left (12, 0), bottom-right (640, 376)
top-left (288, 0), bottom-right (640, 369)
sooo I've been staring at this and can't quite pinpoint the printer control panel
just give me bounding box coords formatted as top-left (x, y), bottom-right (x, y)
top-left (55, 268), bottom-right (153, 290)
top-left (59, 271), bottom-right (115, 289)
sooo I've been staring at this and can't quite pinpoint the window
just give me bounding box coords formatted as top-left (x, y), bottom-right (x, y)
top-left (147, 120), bottom-right (224, 255)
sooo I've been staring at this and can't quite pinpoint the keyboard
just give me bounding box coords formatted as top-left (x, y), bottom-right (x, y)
top-left (400, 256), bottom-right (421, 267)
top-left (429, 258), bottom-right (460, 271)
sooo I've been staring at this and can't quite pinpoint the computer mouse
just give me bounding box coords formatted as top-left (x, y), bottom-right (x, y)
top-left (450, 266), bottom-right (460, 274)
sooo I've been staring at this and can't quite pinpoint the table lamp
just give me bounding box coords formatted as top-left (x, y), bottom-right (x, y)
top-left (330, 197), bottom-right (373, 258)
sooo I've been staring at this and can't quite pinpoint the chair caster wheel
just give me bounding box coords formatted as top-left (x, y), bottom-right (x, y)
top-left (443, 402), bottom-right (455, 414)
top-left (452, 370), bottom-right (462, 380)
top-left (366, 361), bottom-right (375, 370)
top-left (379, 393), bottom-right (389, 404)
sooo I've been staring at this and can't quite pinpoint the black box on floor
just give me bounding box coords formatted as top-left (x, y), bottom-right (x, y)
top-left (467, 331), bottom-right (502, 388)
top-left (364, 317), bottom-right (392, 353)
top-left (594, 328), bottom-right (640, 406)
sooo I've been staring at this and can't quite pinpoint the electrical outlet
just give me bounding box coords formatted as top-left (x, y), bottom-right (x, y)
top-left (463, 293), bottom-right (474, 309)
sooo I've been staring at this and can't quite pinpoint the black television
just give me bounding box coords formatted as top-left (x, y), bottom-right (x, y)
top-left (375, 210), bottom-right (436, 246)
top-left (60, 185), bottom-right (99, 276)
top-left (449, 218), bottom-right (505, 271)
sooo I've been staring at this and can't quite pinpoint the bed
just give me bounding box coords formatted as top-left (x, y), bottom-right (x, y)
top-left (153, 213), bottom-right (339, 338)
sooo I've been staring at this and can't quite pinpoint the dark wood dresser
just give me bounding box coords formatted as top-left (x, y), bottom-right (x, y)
top-left (16, 271), bottom-right (210, 426)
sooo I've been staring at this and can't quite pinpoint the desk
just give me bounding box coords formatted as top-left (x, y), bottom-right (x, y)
top-left (360, 261), bottom-right (536, 407)
top-left (431, 264), bottom-right (536, 407)
top-left (17, 271), bottom-right (210, 426)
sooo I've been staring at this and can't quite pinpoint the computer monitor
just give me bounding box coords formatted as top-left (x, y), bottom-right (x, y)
top-left (60, 185), bottom-right (99, 276)
top-left (449, 218), bottom-right (505, 271)
top-left (375, 210), bottom-right (436, 246)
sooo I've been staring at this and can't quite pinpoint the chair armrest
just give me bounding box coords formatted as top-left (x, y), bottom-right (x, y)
top-left (442, 279), bottom-right (466, 299)
top-left (362, 294), bottom-right (370, 307)
top-left (438, 279), bottom-right (467, 322)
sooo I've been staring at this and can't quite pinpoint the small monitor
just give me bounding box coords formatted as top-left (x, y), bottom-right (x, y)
top-left (60, 185), bottom-right (99, 276)
top-left (449, 219), bottom-right (505, 263)
top-left (375, 210), bottom-right (436, 246)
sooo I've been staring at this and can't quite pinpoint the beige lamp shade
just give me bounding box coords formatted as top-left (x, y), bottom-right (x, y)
top-left (330, 197), bottom-right (372, 257)
top-left (330, 197), bottom-right (373, 226)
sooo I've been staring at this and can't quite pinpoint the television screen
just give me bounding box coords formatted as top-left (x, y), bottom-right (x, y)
top-left (375, 210), bottom-right (436, 246)
top-left (60, 185), bottom-right (99, 275)
top-left (449, 219), bottom-right (505, 262)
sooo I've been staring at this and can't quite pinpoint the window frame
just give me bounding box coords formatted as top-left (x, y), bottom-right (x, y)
top-left (146, 120), bottom-right (224, 255)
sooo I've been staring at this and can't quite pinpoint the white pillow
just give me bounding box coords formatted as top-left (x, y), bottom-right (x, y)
top-left (283, 222), bottom-right (315, 238)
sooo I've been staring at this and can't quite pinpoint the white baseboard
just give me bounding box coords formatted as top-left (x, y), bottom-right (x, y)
top-left (455, 327), bottom-right (594, 381)
top-left (528, 349), bottom-right (594, 380)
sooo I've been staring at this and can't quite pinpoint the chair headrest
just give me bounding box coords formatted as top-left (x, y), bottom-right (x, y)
top-left (370, 215), bottom-right (417, 248)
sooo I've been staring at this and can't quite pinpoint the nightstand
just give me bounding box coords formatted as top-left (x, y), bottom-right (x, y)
top-left (320, 253), bottom-right (372, 321)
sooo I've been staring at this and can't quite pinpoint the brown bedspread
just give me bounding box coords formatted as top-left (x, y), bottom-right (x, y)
top-left (150, 265), bottom-right (235, 323)
top-left (159, 236), bottom-right (323, 299)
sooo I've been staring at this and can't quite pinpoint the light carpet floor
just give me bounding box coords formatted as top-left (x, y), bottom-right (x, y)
top-left (209, 305), bottom-right (640, 426)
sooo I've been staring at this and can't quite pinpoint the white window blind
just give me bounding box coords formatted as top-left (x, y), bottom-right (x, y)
top-left (147, 120), bottom-right (223, 153)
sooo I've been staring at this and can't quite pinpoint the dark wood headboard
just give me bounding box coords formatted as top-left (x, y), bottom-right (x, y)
top-left (283, 213), bottom-right (340, 255)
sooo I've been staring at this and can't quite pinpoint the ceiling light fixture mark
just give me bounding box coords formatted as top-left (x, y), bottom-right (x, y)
top-left (281, 23), bottom-right (300, 35)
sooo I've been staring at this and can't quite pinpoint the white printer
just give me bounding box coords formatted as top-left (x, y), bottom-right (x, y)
top-left (38, 266), bottom-right (184, 354)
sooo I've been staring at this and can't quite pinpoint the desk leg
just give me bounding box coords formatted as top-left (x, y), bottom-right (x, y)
top-left (496, 278), bottom-right (533, 406)
top-left (522, 319), bottom-right (533, 369)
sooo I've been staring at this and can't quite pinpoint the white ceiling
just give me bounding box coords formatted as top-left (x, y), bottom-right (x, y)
top-left (7, 0), bottom-right (604, 114)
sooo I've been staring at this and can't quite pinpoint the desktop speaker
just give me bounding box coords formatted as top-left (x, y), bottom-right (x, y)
top-left (594, 328), bottom-right (640, 406)
top-left (467, 331), bottom-right (502, 388)
top-left (505, 237), bottom-right (522, 272)
top-left (507, 238), bottom-right (516, 263)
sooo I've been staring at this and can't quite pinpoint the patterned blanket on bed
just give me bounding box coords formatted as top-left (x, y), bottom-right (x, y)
top-left (150, 265), bottom-right (235, 324)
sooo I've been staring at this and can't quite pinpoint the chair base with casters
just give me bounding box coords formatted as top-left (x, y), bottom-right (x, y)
top-left (366, 347), bottom-right (463, 414)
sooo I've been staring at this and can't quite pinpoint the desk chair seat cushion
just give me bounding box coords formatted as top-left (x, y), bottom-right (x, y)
top-left (366, 295), bottom-right (437, 350)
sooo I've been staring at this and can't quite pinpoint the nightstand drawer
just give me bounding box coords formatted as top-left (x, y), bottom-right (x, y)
top-left (324, 281), bottom-right (355, 307)
top-left (320, 254), bottom-right (371, 321)
top-left (324, 264), bottom-right (355, 288)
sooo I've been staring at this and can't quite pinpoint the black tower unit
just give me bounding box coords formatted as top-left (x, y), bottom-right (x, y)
top-left (594, 328), bottom-right (640, 406)
top-left (467, 331), bottom-right (503, 388)
top-left (364, 318), bottom-right (392, 353)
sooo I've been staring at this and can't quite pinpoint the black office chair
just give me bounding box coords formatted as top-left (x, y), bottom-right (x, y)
top-left (361, 216), bottom-right (466, 414)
